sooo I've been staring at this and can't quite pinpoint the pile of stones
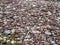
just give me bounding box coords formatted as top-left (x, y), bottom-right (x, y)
top-left (0, 0), bottom-right (60, 45)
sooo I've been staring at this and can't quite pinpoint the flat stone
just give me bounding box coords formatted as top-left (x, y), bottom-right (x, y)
top-left (51, 40), bottom-right (55, 44)
top-left (25, 35), bottom-right (31, 38)
top-left (4, 30), bottom-right (11, 35)
top-left (53, 44), bottom-right (58, 45)
top-left (45, 31), bottom-right (51, 35)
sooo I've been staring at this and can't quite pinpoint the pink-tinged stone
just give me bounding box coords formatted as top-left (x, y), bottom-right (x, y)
top-left (58, 41), bottom-right (60, 45)
top-left (44, 42), bottom-right (50, 45)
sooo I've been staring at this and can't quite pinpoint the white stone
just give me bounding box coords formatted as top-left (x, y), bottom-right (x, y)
top-left (0, 27), bottom-right (2, 29)
top-left (26, 26), bottom-right (30, 30)
top-left (11, 29), bottom-right (15, 34)
top-left (32, 30), bottom-right (40, 34)
top-left (17, 38), bottom-right (20, 40)
top-left (11, 40), bottom-right (16, 44)
top-left (46, 25), bottom-right (51, 28)
top-left (47, 11), bottom-right (52, 15)
top-left (51, 41), bottom-right (55, 44)
top-left (13, 16), bottom-right (18, 19)
top-left (4, 11), bottom-right (11, 14)
top-left (13, 8), bottom-right (16, 10)
top-left (36, 26), bottom-right (40, 29)
top-left (24, 39), bottom-right (29, 41)
top-left (4, 21), bottom-right (7, 24)
top-left (32, 4), bottom-right (36, 7)
top-left (25, 35), bottom-right (31, 38)
top-left (7, 40), bottom-right (10, 42)
top-left (45, 31), bottom-right (51, 35)
top-left (26, 0), bottom-right (32, 1)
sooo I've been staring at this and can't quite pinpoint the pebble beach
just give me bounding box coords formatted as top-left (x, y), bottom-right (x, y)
top-left (0, 0), bottom-right (60, 45)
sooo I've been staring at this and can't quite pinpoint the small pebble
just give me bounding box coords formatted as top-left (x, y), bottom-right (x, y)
top-left (51, 41), bottom-right (55, 44)
top-left (11, 40), bottom-right (16, 44)
top-left (45, 31), bottom-right (51, 35)
top-left (4, 30), bottom-right (11, 35)
top-left (0, 14), bottom-right (3, 18)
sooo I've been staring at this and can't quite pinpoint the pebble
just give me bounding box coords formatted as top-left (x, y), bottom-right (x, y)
top-left (0, 14), bottom-right (3, 18)
top-left (11, 40), bottom-right (16, 44)
top-left (0, 0), bottom-right (60, 45)
top-left (6, 40), bottom-right (10, 42)
top-left (13, 15), bottom-right (19, 19)
top-left (47, 11), bottom-right (52, 15)
top-left (0, 37), bottom-right (2, 40)
top-left (17, 41), bottom-right (22, 44)
top-left (3, 36), bottom-right (7, 39)
top-left (11, 29), bottom-right (15, 34)
top-left (45, 31), bottom-right (51, 35)
top-left (53, 44), bottom-right (57, 45)
top-left (32, 30), bottom-right (40, 34)
top-left (4, 30), bottom-right (11, 35)
top-left (24, 39), bottom-right (30, 41)
top-left (16, 38), bottom-right (20, 40)
top-left (32, 4), bottom-right (36, 7)
top-left (6, 5), bottom-right (11, 8)
top-left (0, 27), bottom-right (2, 29)
top-left (44, 42), bottom-right (50, 45)
top-left (25, 35), bottom-right (31, 39)
top-left (51, 41), bottom-right (55, 44)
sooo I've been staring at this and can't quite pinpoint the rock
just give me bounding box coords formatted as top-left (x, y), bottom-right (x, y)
top-left (16, 38), bottom-right (20, 41)
top-left (24, 39), bottom-right (30, 41)
top-left (32, 4), bottom-right (36, 7)
top-left (0, 14), bottom-right (3, 18)
top-left (0, 27), bottom-right (2, 29)
top-left (6, 4), bottom-right (11, 8)
top-left (3, 36), bottom-right (7, 39)
top-left (57, 17), bottom-right (60, 20)
top-left (46, 25), bottom-right (51, 28)
top-left (53, 44), bottom-right (58, 45)
top-left (25, 35), bottom-right (31, 39)
top-left (47, 11), bottom-right (52, 15)
top-left (6, 40), bottom-right (10, 42)
top-left (4, 30), bottom-right (11, 35)
top-left (44, 42), bottom-right (50, 45)
top-left (11, 40), bottom-right (16, 44)
top-left (51, 40), bottom-right (55, 44)
top-left (17, 41), bottom-right (22, 44)
top-left (32, 30), bottom-right (40, 34)
top-left (45, 31), bottom-right (51, 35)
top-left (13, 15), bottom-right (18, 19)
top-left (11, 29), bottom-right (15, 34)
top-left (2, 41), bottom-right (7, 44)
top-left (0, 37), bottom-right (2, 40)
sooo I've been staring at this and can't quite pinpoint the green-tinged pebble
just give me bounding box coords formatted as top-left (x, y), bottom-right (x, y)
top-left (0, 14), bottom-right (3, 18)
